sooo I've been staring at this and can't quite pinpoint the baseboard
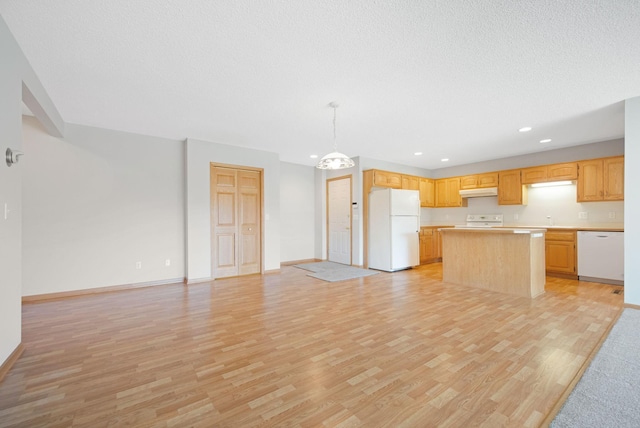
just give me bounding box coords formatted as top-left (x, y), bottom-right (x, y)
top-left (280, 258), bottom-right (321, 266)
top-left (184, 277), bottom-right (214, 285)
top-left (539, 306), bottom-right (624, 426)
top-left (578, 276), bottom-right (623, 286)
top-left (0, 343), bottom-right (24, 383)
top-left (22, 278), bottom-right (184, 303)
top-left (624, 303), bottom-right (640, 310)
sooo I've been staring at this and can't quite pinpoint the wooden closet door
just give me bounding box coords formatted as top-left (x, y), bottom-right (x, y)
top-left (238, 170), bottom-right (261, 275)
top-left (211, 166), bottom-right (262, 279)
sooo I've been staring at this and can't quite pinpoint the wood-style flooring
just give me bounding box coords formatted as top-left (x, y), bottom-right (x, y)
top-left (0, 263), bottom-right (623, 427)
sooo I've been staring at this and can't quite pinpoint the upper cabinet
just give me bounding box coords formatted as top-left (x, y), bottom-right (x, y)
top-left (521, 162), bottom-right (578, 185)
top-left (402, 175), bottom-right (420, 190)
top-left (419, 178), bottom-right (435, 207)
top-left (498, 169), bottom-right (527, 205)
top-left (577, 156), bottom-right (624, 202)
top-left (460, 172), bottom-right (499, 189)
top-left (435, 177), bottom-right (467, 207)
top-left (372, 169), bottom-right (402, 188)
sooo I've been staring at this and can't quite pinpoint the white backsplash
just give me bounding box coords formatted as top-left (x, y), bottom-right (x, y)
top-left (422, 183), bottom-right (624, 226)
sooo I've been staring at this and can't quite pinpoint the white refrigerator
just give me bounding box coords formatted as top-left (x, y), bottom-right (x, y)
top-left (368, 188), bottom-right (420, 272)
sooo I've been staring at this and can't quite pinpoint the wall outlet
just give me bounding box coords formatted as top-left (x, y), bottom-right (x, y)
top-left (514, 213), bottom-right (519, 220)
top-left (136, 261), bottom-right (142, 269)
top-left (609, 212), bottom-right (616, 219)
top-left (165, 259), bottom-right (171, 266)
top-left (578, 212), bottom-right (588, 219)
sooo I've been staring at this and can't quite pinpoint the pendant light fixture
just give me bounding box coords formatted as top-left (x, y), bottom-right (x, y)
top-left (316, 102), bottom-right (355, 170)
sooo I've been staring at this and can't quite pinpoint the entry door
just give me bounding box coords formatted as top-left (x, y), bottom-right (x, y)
top-left (211, 166), bottom-right (262, 278)
top-left (327, 176), bottom-right (352, 265)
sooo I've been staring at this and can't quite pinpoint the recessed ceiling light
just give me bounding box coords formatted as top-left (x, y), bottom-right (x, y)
top-left (414, 152), bottom-right (423, 156)
top-left (441, 158), bottom-right (449, 162)
top-left (519, 127), bottom-right (532, 133)
top-left (310, 154), bottom-right (318, 159)
top-left (540, 139), bottom-right (552, 143)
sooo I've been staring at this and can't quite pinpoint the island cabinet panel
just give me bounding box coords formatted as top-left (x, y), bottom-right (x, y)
top-left (577, 156), bottom-right (624, 202)
top-left (545, 230), bottom-right (576, 277)
top-left (372, 170), bottom-right (402, 188)
top-left (498, 169), bottom-right (527, 205)
top-left (402, 175), bottom-right (420, 190)
top-left (441, 228), bottom-right (546, 298)
top-left (419, 178), bottom-right (435, 207)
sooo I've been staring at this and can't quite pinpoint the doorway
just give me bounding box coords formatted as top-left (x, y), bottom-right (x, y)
top-left (210, 164), bottom-right (263, 279)
top-left (327, 176), bottom-right (352, 265)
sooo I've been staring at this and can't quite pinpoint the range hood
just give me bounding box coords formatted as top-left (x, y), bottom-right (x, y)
top-left (459, 187), bottom-right (498, 198)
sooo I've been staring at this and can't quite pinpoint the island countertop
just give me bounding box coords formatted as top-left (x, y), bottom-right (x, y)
top-left (440, 227), bottom-right (547, 234)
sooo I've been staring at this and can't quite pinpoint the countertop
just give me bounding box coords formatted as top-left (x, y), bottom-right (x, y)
top-left (440, 227), bottom-right (547, 235)
top-left (420, 224), bottom-right (624, 232)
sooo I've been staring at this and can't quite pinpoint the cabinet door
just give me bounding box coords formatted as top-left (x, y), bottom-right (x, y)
top-left (498, 170), bottom-right (526, 205)
top-left (419, 178), bottom-right (435, 207)
top-left (477, 172), bottom-right (499, 188)
top-left (433, 228), bottom-right (445, 259)
top-left (548, 162), bottom-right (578, 181)
top-left (604, 156), bottom-right (624, 200)
top-left (402, 175), bottom-right (420, 190)
top-left (419, 229), bottom-right (434, 263)
top-left (446, 178), bottom-right (463, 207)
top-left (435, 179), bottom-right (448, 207)
top-left (521, 166), bottom-right (548, 184)
top-left (545, 241), bottom-right (576, 274)
top-left (577, 160), bottom-right (603, 201)
top-left (460, 175), bottom-right (478, 190)
top-left (373, 170), bottom-right (402, 188)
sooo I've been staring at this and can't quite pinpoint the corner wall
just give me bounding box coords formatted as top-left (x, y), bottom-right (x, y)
top-left (0, 15), bottom-right (63, 366)
top-left (625, 97), bottom-right (640, 305)
top-left (21, 118), bottom-right (185, 295)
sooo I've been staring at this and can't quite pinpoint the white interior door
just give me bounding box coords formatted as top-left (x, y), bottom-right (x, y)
top-left (327, 176), bottom-right (352, 265)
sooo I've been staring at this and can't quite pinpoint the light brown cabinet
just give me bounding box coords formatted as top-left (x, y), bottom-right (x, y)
top-left (372, 170), bottom-right (402, 189)
top-left (419, 178), bottom-right (435, 207)
top-left (435, 178), bottom-right (467, 207)
top-left (498, 169), bottom-right (527, 205)
top-left (545, 230), bottom-right (576, 277)
top-left (577, 156), bottom-right (624, 202)
top-left (402, 175), bottom-right (420, 190)
top-left (419, 228), bottom-right (434, 263)
top-left (460, 172), bottom-right (499, 189)
top-left (419, 226), bottom-right (450, 264)
top-left (521, 162), bottom-right (578, 185)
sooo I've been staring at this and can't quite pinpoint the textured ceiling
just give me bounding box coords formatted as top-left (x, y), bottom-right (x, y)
top-left (1, 1), bottom-right (639, 169)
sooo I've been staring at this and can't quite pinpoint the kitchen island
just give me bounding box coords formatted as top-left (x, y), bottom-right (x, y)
top-left (440, 227), bottom-right (546, 298)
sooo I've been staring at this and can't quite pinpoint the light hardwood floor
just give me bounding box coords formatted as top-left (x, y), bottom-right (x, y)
top-left (0, 264), bottom-right (623, 427)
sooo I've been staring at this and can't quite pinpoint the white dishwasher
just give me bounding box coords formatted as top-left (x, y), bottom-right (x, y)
top-left (577, 231), bottom-right (624, 285)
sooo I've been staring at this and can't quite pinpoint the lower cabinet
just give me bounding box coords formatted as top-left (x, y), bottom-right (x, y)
top-left (419, 228), bottom-right (434, 263)
top-left (545, 230), bottom-right (577, 277)
top-left (420, 226), bottom-right (451, 264)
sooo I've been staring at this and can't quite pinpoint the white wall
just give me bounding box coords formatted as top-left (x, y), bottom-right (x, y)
top-left (0, 16), bottom-right (63, 365)
top-left (21, 117), bottom-right (185, 295)
top-left (280, 162), bottom-right (316, 262)
top-left (185, 138), bottom-right (281, 281)
top-left (624, 97), bottom-right (640, 305)
top-left (432, 139), bottom-right (624, 178)
top-left (425, 183), bottom-right (624, 227)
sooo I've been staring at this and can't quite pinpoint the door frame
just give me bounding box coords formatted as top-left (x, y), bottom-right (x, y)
top-left (326, 175), bottom-right (353, 265)
top-left (210, 162), bottom-right (265, 277)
